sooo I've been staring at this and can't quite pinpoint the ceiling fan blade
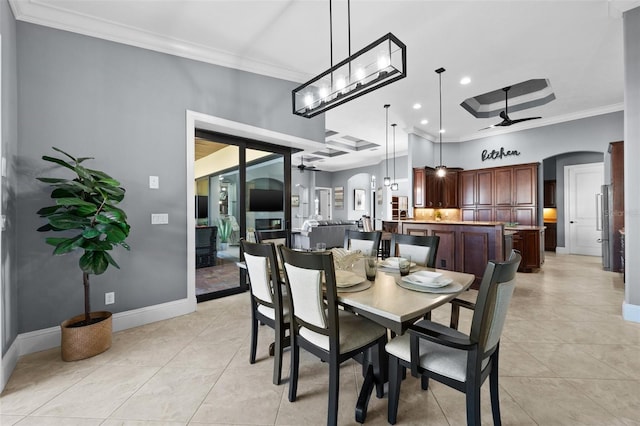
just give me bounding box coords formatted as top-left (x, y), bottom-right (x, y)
top-left (508, 116), bottom-right (541, 124)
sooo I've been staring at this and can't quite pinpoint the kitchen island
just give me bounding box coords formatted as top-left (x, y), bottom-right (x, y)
top-left (394, 220), bottom-right (544, 286)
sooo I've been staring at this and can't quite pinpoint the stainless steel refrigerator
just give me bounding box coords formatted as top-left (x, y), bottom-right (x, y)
top-left (598, 184), bottom-right (613, 270)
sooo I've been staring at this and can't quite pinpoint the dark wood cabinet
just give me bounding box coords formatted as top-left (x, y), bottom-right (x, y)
top-left (413, 168), bottom-right (426, 207)
top-left (609, 141), bottom-right (624, 273)
top-left (544, 222), bottom-right (557, 251)
top-left (494, 167), bottom-right (513, 206)
top-left (459, 171), bottom-right (476, 207)
top-left (543, 180), bottom-right (556, 208)
top-left (459, 163), bottom-right (538, 225)
top-left (421, 168), bottom-right (459, 208)
top-left (512, 229), bottom-right (543, 272)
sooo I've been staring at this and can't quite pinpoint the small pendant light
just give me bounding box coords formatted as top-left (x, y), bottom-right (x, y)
top-left (383, 104), bottom-right (391, 186)
top-left (390, 123), bottom-right (398, 191)
top-left (435, 67), bottom-right (447, 178)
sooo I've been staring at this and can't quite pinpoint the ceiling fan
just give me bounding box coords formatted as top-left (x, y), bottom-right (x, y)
top-left (482, 86), bottom-right (542, 130)
top-left (294, 156), bottom-right (321, 172)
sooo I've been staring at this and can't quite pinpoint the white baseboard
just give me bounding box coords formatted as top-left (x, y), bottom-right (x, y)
top-left (1, 339), bottom-right (19, 392)
top-left (3, 296), bottom-right (196, 389)
top-left (623, 301), bottom-right (640, 323)
top-left (555, 246), bottom-right (569, 254)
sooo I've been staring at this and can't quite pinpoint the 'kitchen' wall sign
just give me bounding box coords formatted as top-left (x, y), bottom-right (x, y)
top-left (481, 147), bottom-right (521, 161)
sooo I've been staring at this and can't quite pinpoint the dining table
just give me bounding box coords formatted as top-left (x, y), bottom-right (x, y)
top-left (334, 257), bottom-right (475, 422)
top-left (238, 254), bottom-right (476, 423)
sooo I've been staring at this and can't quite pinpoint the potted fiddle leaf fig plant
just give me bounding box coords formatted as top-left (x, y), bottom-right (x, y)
top-left (37, 147), bottom-right (131, 361)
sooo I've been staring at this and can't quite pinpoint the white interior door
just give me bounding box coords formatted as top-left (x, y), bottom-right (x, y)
top-left (566, 163), bottom-right (604, 256)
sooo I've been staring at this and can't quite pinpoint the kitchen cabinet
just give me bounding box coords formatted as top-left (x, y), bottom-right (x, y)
top-left (511, 227), bottom-right (544, 272)
top-left (392, 196), bottom-right (408, 220)
top-left (422, 168), bottom-right (459, 208)
top-left (609, 141), bottom-right (624, 273)
top-left (459, 163), bottom-right (538, 225)
top-left (413, 167), bottom-right (426, 207)
top-left (543, 180), bottom-right (556, 208)
top-left (544, 222), bottom-right (557, 251)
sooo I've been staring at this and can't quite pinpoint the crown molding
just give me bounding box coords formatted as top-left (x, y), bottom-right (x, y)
top-left (9, 0), bottom-right (310, 83)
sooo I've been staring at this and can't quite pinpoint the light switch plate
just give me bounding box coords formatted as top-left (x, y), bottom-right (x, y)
top-left (149, 175), bottom-right (159, 189)
top-left (151, 213), bottom-right (169, 224)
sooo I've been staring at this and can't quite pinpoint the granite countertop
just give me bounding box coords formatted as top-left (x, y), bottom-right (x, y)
top-left (400, 219), bottom-right (503, 226)
top-left (505, 225), bottom-right (546, 231)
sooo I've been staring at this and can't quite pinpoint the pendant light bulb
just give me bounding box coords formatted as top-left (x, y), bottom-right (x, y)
top-left (383, 104), bottom-right (391, 186)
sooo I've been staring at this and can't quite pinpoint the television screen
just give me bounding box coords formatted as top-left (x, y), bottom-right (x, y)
top-left (195, 195), bottom-right (208, 219)
top-left (249, 189), bottom-right (283, 211)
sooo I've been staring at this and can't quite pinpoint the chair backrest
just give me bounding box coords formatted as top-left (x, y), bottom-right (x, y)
top-left (362, 216), bottom-right (374, 232)
top-left (343, 229), bottom-right (382, 256)
top-left (240, 240), bottom-right (283, 310)
top-left (279, 246), bottom-right (339, 352)
top-left (470, 250), bottom-right (521, 356)
top-left (255, 229), bottom-right (292, 248)
top-left (390, 234), bottom-right (440, 268)
top-left (195, 226), bottom-right (217, 249)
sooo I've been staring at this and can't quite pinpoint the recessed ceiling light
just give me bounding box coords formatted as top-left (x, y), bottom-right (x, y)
top-left (413, 103), bottom-right (422, 109)
top-left (439, 129), bottom-right (446, 134)
top-left (420, 119), bottom-right (428, 125)
top-left (460, 76), bottom-right (471, 85)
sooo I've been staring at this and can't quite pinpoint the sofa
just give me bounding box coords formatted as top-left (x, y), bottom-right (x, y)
top-left (293, 220), bottom-right (359, 250)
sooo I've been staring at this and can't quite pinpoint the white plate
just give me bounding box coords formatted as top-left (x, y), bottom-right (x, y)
top-left (337, 280), bottom-right (372, 292)
top-left (403, 274), bottom-right (452, 288)
top-left (396, 277), bottom-right (463, 294)
top-left (335, 270), bottom-right (366, 288)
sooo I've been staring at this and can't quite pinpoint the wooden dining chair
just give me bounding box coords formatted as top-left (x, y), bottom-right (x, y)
top-left (240, 239), bottom-right (289, 385)
top-left (279, 246), bottom-right (387, 426)
top-left (343, 229), bottom-right (382, 257)
top-left (389, 233), bottom-right (440, 267)
top-left (385, 252), bottom-right (521, 425)
top-left (449, 249), bottom-right (521, 330)
top-left (254, 229), bottom-right (292, 248)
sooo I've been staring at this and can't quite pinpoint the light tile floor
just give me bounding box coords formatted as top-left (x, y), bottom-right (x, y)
top-left (2, 253), bottom-right (639, 425)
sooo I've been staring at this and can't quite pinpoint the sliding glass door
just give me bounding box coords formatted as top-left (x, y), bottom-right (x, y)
top-left (194, 131), bottom-right (291, 302)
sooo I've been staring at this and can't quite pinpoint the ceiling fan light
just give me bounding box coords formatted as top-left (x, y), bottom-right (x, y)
top-left (436, 166), bottom-right (447, 178)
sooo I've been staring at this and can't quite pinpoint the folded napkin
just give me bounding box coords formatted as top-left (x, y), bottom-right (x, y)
top-left (381, 257), bottom-right (401, 268)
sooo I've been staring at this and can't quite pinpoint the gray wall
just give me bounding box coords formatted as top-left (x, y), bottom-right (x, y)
top-left (1, 0), bottom-right (19, 356)
top-left (16, 22), bottom-right (324, 333)
top-left (624, 7), bottom-right (640, 310)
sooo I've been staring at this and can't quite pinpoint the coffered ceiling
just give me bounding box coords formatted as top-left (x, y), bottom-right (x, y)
top-left (10, 0), bottom-right (640, 171)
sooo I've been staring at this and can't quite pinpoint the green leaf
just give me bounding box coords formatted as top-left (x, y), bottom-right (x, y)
top-left (105, 225), bottom-right (127, 243)
top-left (82, 228), bottom-right (101, 239)
top-left (49, 214), bottom-right (90, 230)
top-left (52, 147), bottom-right (81, 163)
top-left (42, 155), bottom-right (75, 171)
top-left (119, 241), bottom-right (131, 250)
top-left (103, 251), bottom-right (120, 269)
top-left (36, 177), bottom-right (68, 184)
top-left (50, 188), bottom-right (77, 199)
top-left (52, 235), bottom-right (84, 255)
top-left (45, 237), bottom-right (69, 246)
top-left (55, 198), bottom-right (96, 207)
top-left (79, 251), bottom-right (109, 275)
top-left (97, 178), bottom-right (121, 187)
top-left (37, 205), bottom-right (61, 216)
top-left (37, 223), bottom-right (54, 232)
top-left (81, 240), bottom-right (114, 251)
top-left (74, 165), bottom-right (93, 181)
top-left (75, 205), bottom-right (99, 216)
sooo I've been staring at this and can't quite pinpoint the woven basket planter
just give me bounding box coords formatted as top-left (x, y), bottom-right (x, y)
top-left (60, 311), bottom-right (112, 361)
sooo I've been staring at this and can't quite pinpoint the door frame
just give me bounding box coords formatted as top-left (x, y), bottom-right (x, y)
top-left (186, 110), bottom-right (317, 305)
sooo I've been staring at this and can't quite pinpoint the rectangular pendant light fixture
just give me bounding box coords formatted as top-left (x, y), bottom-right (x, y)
top-left (292, 32), bottom-right (407, 118)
